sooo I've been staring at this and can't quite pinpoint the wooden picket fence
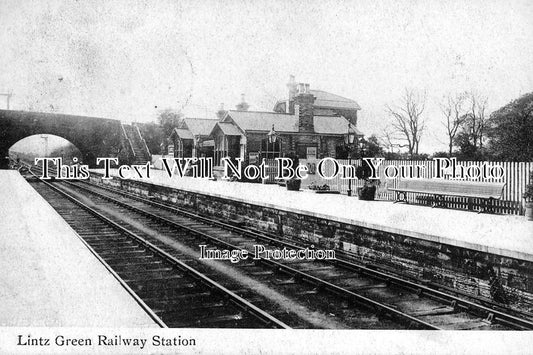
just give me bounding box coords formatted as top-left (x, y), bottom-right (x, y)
top-left (263, 159), bottom-right (533, 215)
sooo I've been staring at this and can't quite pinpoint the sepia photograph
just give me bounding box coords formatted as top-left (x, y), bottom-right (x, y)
top-left (0, 0), bottom-right (532, 354)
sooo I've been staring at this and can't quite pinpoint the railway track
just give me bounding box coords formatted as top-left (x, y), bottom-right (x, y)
top-left (24, 168), bottom-right (532, 331)
top-left (21, 161), bottom-right (533, 330)
top-left (27, 179), bottom-right (404, 329)
top-left (26, 176), bottom-right (289, 329)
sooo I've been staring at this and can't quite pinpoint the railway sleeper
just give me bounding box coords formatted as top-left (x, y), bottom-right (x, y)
top-left (116, 268), bottom-right (177, 279)
top-left (95, 249), bottom-right (150, 258)
top-left (143, 292), bottom-right (214, 308)
top-left (157, 303), bottom-right (239, 322)
top-left (90, 244), bottom-right (142, 252)
top-left (108, 262), bottom-right (171, 273)
top-left (126, 275), bottom-right (188, 288)
top-left (169, 313), bottom-right (259, 328)
top-left (135, 284), bottom-right (208, 299)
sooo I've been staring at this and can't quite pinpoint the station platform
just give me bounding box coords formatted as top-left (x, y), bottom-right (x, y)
top-left (0, 170), bottom-right (159, 327)
top-left (92, 168), bottom-right (533, 262)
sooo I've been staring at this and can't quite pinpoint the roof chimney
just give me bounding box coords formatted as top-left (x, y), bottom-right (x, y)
top-left (287, 75), bottom-right (298, 114)
top-left (216, 103), bottom-right (226, 120)
top-left (288, 75), bottom-right (297, 97)
top-left (294, 83), bottom-right (315, 133)
top-left (297, 83), bottom-right (310, 94)
top-left (236, 93), bottom-right (249, 111)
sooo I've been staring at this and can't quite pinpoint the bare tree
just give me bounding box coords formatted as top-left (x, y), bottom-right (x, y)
top-left (386, 89), bottom-right (427, 157)
top-left (440, 93), bottom-right (466, 155)
top-left (379, 126), bottom-right (396, 152)
top-left (466, 92), bottom-right (488, 151)
top-left (379, 126), bottom-right (407, 153)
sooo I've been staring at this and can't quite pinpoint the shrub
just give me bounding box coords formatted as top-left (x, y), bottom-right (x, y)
top-left (355, 164), bottom-right (372, 180)
top-left (355, 160), bottom-right (380, 200)
top-left (524, 171), bottom-right (533, 202)
top-left (285, 151), bottom-right (301, 191)
top-left (358, 183), bottom-right (376, 200)
top-left (286, 179), bottom-right (301, 191)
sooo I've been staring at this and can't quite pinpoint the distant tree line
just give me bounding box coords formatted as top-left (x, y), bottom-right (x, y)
top-left (146, 93), bottom-right (533, 162)
top-left (380, 89), bottom-right (533, 161)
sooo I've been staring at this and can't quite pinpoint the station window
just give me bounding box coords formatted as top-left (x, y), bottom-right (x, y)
top-left (261, 138), bottom-right (281, 159)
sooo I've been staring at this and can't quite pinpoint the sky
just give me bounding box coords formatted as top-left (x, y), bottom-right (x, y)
top-left (1, 0), bottom-right (532, 153)
top-left (9, 134), bottom-right (77, 156)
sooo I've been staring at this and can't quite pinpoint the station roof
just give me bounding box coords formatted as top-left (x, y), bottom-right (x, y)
top-left (171, 128), bottom-right (194, 140)
top-left (182, 118), bottom-right (218, 137)
top-left (219, 110), bottom-right (362, 136)
top-left (217, 122), bottom-right (244, 136)
top-left (310, 90), bottom-right (361, 111)
top-left (226, 110), bottom-right (297, 132)
top-left (273, 90), bottom-right (361, 113)
top-left (314, 115), bottom-right (363, 135)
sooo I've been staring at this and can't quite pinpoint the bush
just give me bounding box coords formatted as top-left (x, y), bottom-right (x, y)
top-left (286, 179), bottom-right (301, 191)
top-left (355, 161), bottom-right (379, 200)
top-left (355, 163), bottom-right (372, 180)
top-left (524, 172), bottom-right (533, 202)
top-left (285, 151), bottom-right (301, 191)
top-left (358, 183), bottom-right (376, 200)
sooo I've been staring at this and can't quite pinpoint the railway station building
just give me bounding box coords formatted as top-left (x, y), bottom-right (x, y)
top-left (168, 118), bottom-right (217, 159)
top-left (210, 76), bottom-right (363, 166)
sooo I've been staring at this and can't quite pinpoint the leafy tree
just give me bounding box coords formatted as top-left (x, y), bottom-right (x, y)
top-left (383, 151), bottom-right (405, 160)
top-left (157, 108), bottom-right (183, 137)
top-left (362, 134), bottom-right (385, 157)
top-left (454, 129), bottom-right (483, 160)
top-left (432, 151), bottom-right (451, 158)
top-left (339, 135), bottom-right (384, 159)
top-left (136, 122), bottom-right (164, 155)
top-left (411, 153), bottom-right (430, 160)
top-left (453, 92), bottom-right (489, 160)
top-left (486, 92), bottom-right (533, 161)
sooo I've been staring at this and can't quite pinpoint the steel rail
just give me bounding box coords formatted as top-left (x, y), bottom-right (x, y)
top-left (63, 180), bottom-right (442, 330)
top-left (24, 167), bottom-right (167, 328)
top-left (24, 163), bottom-right (533, 329)
top-left (79, 179), bottom-right (533, 331)
top-left (34, 178), bottom-right (290, 329)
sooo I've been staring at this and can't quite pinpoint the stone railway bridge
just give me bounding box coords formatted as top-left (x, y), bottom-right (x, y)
top-left (0, 110), bottom-right (150, 168)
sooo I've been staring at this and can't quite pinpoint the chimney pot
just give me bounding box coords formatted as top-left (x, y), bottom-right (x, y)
top-left (216, 103), bottom-right (226, 119)
top-left (289, 74), bottom-right (295, 84)
top-left (287, 75), bottom-right (298, 110)
top-left (236, 94), bottom-right (249, 111)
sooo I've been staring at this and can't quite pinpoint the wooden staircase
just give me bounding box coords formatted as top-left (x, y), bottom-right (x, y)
top-left (122, 123), bottom-right (151, 165)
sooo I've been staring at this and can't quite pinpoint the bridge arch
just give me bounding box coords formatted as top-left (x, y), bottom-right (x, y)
top-left (9, 134), bottom-right (83, 164)
top-left (0, 110), bottom-right (129, 168)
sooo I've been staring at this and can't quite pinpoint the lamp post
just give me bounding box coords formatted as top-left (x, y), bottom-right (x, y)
top-left (40, 134), bottom-right (49, 157)
top-left (267, 124), bottom-right (279, 159)
top-left (345, 124), bottom-right (357, 196)
top-left (195, 136), bottom-right (201, 158)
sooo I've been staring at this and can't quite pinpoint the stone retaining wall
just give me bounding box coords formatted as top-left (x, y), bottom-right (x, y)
top-left (90, 172), bottom-right (533, 312)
